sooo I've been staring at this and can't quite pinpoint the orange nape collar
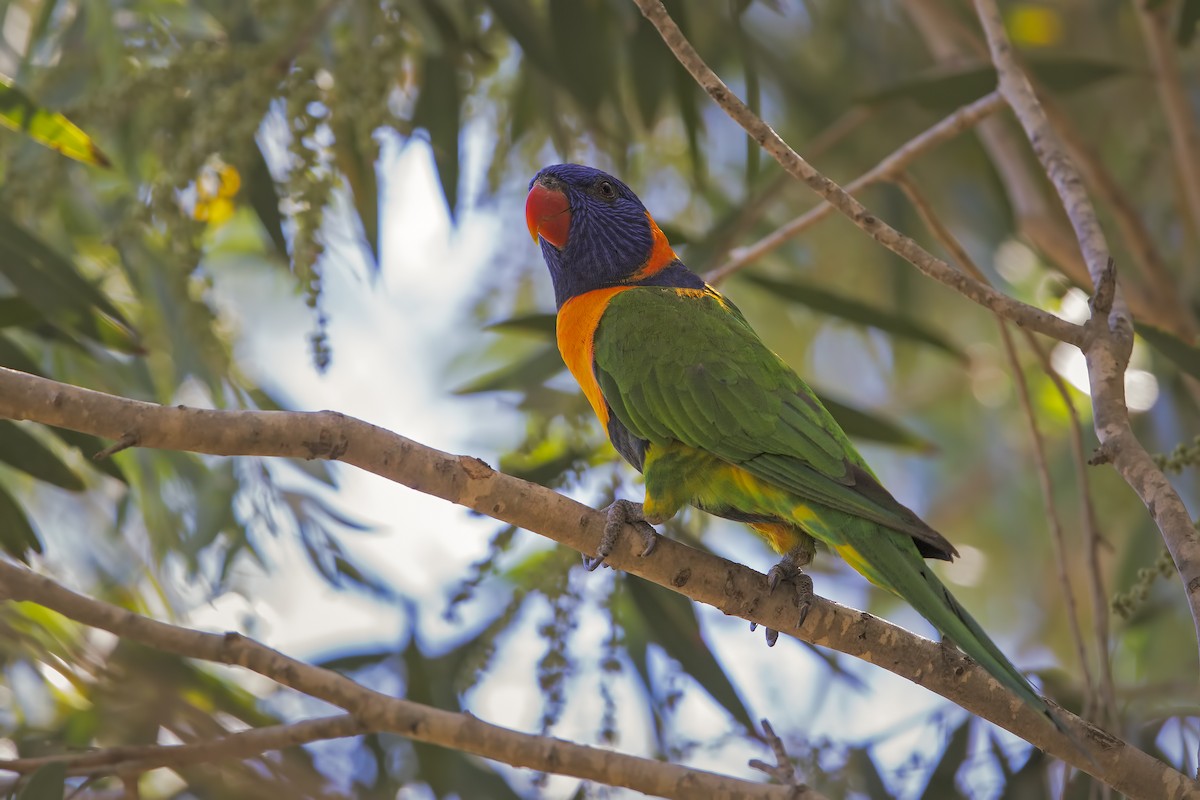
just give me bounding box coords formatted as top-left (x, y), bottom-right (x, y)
top-left (629, 212), bottom-right (678, 281)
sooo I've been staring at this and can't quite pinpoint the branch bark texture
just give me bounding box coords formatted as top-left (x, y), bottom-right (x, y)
top-left (970, 0), bottom-right (1200, 687)
top-left (0, 527), bottom-right (812, 799)
top-left (0, 368), bottom-right (1195, 798)
top-left (629, 0), bottom-right (1200, 709)
top-left (628, 0), bottom-right (1082, 346)
top-left (705, 91), bottom-right (1005, 284)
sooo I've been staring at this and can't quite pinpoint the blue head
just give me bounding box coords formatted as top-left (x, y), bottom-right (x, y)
top-left (526, 164), bottom-right (697, 308)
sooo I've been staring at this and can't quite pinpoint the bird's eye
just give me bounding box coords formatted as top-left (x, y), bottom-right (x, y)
top-left (597, 180), bottom-right (616, 200)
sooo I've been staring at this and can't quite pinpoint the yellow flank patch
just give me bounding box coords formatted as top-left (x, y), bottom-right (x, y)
top-left (556, 287), bottom-right (631, 428)
top-left (833, 543), bottom-right (889, 590)
top-left (749, 521), bottom-right (807, 555)
top-left (646, 447), bottom-right (818, 555)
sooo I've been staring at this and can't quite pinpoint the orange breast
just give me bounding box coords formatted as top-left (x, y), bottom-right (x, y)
top-left (556, 287), bottom-right (631, 428)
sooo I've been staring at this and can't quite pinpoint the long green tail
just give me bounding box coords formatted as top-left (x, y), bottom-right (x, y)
top-left (823, 516), bottom-right (1066, 737)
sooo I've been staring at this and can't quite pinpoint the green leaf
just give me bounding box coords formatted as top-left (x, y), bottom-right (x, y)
top-left (0, 295), bottom-right (45, 329)
top-left (0, 332), bottom-right (42, 375)
top-left (919, 717), bottom-right (971, 799)
top-left (487, 0), bottom-right (557, 77)
top-left (485, 313), bottom-right (557, 338)
top-left (1136, 323), bottom-right (1200, 381)
top-left (623, 575), bottom-right (756, 733)
top-left (332, 113), bottom-right (380, 266)
top-left (453, 345), bottom-right (564, 394)
top-left (861, 57), bottom-right (1128, 112)
top-left (996, 734), bottom-right (1049, 799)
top-left (0, 481), bottom-right (42, 558)
top-left (0, 215), bottom-right (135, 336)
top-left (742, 273), bottom-right (966, 360)
top-left (15, 761), bottom-right (65, 800)
top-left (413, 52), bottom-right (461, 218)
top-left (734, 10), bottom-right (761, 185)
top-left (238, 141), bottom-right (289, 258)
top-left (49, 428), bottom-right (126, 483)
top-left (0, 75), bottom-right (110, 167)
top-left (549, 0), bottom-right (615, 112)
top-left (630, 14), bottom-right (670, 127)
top-left (847, 748), bottom-right (895, 799)
top-left (1178, 0), bottom-right (1200, 47)
top-left (667, 1), bottom-right (704, 182)
top-left (401, 636), bottom-right (524, 799)
top-left (0, 421), bottom-right (85, 490)
top-left (817, 394), bottom-right (935, 452)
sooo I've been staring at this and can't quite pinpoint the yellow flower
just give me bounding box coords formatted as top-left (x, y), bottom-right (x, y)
top-left (193, 163), bottom-right (241, 226)
top-left (1007, 4), bottom-right (1063, 47)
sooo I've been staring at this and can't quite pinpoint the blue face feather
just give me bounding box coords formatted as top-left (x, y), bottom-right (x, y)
top-left (528, 164), bottom-right (703, 307)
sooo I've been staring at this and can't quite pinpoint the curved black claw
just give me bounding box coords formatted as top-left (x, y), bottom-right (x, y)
top-left (584, 499), bottom-right (658, 572)
top-left (793, 573), bottom-right (814, 628)
top-left (758, 549), bottom-right (817, 640)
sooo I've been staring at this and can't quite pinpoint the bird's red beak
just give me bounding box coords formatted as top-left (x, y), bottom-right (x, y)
top-left (526, 183), bottom-right (571, 248)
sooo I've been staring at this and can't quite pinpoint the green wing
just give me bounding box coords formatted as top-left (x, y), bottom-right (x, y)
top-left (593, 286), bottom-right (955, 559)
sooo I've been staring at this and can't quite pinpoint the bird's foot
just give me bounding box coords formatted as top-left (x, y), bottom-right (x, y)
top-left (583, 499), bottom-right (659, 571)
top-left (752, 549), bottom-right (816, 646)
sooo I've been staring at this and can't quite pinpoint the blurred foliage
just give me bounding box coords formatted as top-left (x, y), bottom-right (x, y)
top-left (0, 0), bottom-right (1199, 797)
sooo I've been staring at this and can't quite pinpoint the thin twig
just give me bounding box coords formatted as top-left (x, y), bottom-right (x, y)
top-left (749, 719), bottom-right (801, 787)
top-left (699, 106), bottom-right (873, 274)
top-left (901, 0), bottom-right (1195, 341)
top-left (895, 174), bottom-right (1097, 716)
top-left (0, 368), bottom-right (1191, 796)
top-left (0, 715), bottom-right (366, 778)
top-left (706, 91), bottom-right (1005, 284)
top-left (0, 555), bottom-right (822, 800)
top-left (1021, 332), bottom-right (1117, 727)
top-left (972, 0), bottom-right (1200, 694)
top-left (629, 0), bottom-right (1082, 344)
top-left (1132, 0), bottom-right (1200, 248)
top-left (1044, 99), bottom-right (1196, 340)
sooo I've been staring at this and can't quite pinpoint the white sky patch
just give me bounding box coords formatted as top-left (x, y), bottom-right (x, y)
top-left (942, 544), bottom-right (986, 588)
top-left (1048, 288), bottom-right (1159, 412)
top-left (1050, 343), bottom-right (1159, 412)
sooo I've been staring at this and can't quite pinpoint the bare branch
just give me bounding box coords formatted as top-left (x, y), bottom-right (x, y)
top-left (901, 0), bottom-right (1196, 340)
top-left (0, 368), bottom-right (1195, 798)
top-left (971, 0), bottom-right (1112, 292)
top-left (1022, 333), bottom-right (1117, 727)
top-left (0, 555), bottom-right (819, 799)
top-left (0, 715), bottom-right (365, 778)
top-left (705, 91), bottom-right (1005, 284)
top-left (627, 0), bottom-right (1082, 345)
top-left (971, 0), bottom-right (1200, 693)
top-left (895, 174), bottom-right (1098, 710)
top-left (1132, 0), bottom-right (1200, 246)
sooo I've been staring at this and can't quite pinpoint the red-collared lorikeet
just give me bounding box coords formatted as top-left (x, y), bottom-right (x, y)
top-left (526, 163), bottom-right (1059, 731)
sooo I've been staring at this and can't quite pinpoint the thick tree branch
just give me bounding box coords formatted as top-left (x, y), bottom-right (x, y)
top-left (628, 0), bottom-right (1082, 345)
top-left (0, 368), bottom-right (1195, 798)
top-left (0, 551), bottom-right (816, 799)
top-left (705, 91), bottom-right (1005, 284)
top-left (0, 715), bottom-right (366, 778)
top-left (971, 0), bottom-right (1200, 691)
